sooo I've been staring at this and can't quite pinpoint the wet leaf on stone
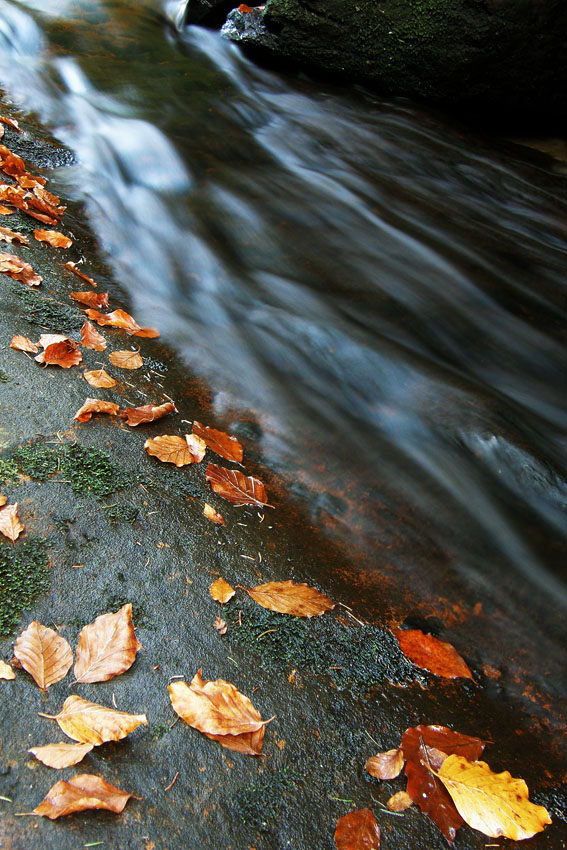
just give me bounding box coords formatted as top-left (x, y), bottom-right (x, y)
top-left (10, 333), bottom-right (38, 352)
top-left (365, 748), bottom-right (405, 780)
top-left (387, 791), bottom-right (412, 812)
top-left (34, 773), bottom-right (135, 819)
top-left (74, 398), bottom-right (120, 423)
top-left (0, 502), bottom-right (24, 541)
top-left (334, 808), bottom-right (381, 850)
top-left (245, 580), bottom-right (334, 618)
top-left (192, 421), bottom-right (243, 463)
top-left (109, 349), bottom-right (143, 370)
top-left (34, 228), bottom-right (72, 248)
top-left (393, 629), bottom-right (473, 680)
top-left (0, 224), bottom-right (29, 245)
top-left (0, 659), bottom-right (15, 679)
top-left (205, 463), bottom-right (269, 507)
top-left (29, 742), bottom-right (94, 769)
top-left (144, 434), bottom-right (205, 466)
top-left (204, 502), bottom-right (226, 525)
top-left (41, 695), bottom-right (148, 744)
top-left (74, 603), bottom-right (143, 683)
top-left (80, 320), bottom-right (107, 351)
top-left (132, 325), bottom-right (160, 338)
top-left (0, 251), bottom-right (42, 286)
top-left (86, 308), bottom-right (141, 333)
top-left (210, 577), bottom-right (236, 603)
top-left (14, 621), bottom-right (72, 690)
top-left (65, 261), bottom-right (97, 287)
top-left (213, 617), bottom-right (227, 635)
top-left (35, 338), bottom-right (82, 368)
top-left (120, 401), bottom-right (176, 426)
top-left (83, 368), bottom-right (116, 389)
top-left (70, 290), bottom-right (109, 309)
top-left (0, 116), bottom-right (21, 133)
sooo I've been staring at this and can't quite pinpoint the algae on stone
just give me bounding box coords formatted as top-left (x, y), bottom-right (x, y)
top-left (0, 537), bottom-right (50, 635)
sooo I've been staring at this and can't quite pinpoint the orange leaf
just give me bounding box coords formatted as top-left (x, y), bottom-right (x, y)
top-left (0, 224), bottom-right (29, 245)
top-left (0, 204), bottom-right (15, 214)
top-left (209, 577), bottom-right (236, 603)
top-left (13, 621), bottom-right (73, 690)
top-left (0, 116), bottom-right (21, 133)
top-left (83, 369), bottom-right (117, 389)
top-left (109, 349), bottom-right (143, 370)
top-left (120, 401), bottom-right (176, 426)
top-left (38, 333), bottom-right (68, 348)
top-left (65, 261), bottom-right (97, 287)
top-left (33, 773), bottom-right (135, 819)
top-left (0, 146), bottom-right (25, 177)
top-left (205, 463), bottom-right (269, 507)
top-left (387, 791), bottom-right (412, 812)
top-left (74, 398), bottom-right (120, 423)
top-left (192, 421), bottom-right (243, 463)
top-left (42, 694), bottom-right (147, 744)
top-left (34, 228), bottom-right (72, 248)
top-left (245, 580), bottom-right (334, 617)
top-left (335, 808), bottom-right (381, 850)
top-left (35, 339), bottom-right (82, 368)
top-left (29, 742), bottom-right (93, 769)
top-left (0, 251), bottom-right (42, 286)
top-left (213, 617), bottom-right (227, 635)
top-left (144, 434), bottom-right (206, 466)
top-left (0, 502), bottom-right (24, 540)
top-left (365, 748), bottom-right (405, 780)
top-left (80, 320), bottom-right (107, 351)
top-left (132, 326), bottom-right (160, 338)
top-left (86, 308), bottom-right (141, 333)
top-left (204, 503), bottom-right (226, 525)
top-left (0, 659), bottom-right (15, 680)
top-left (0, 495), bottom-right (6, 507)
top-left (70, 290), bottom-right (109, 309)
top-left (239, 4), bottom-right (253, 11)
top-left (10, 334), bottom-right (38, 353)
top-left (74, 603), bottom-right (143, 683)
top-left (393, 629), bottom-right (473, 680)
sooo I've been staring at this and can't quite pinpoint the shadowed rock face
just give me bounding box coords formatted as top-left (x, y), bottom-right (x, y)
top-left (221, 0), bottom-right (567, 128)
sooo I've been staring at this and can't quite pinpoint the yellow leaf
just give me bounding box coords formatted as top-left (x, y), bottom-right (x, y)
top-left (29, 742), bottom-right (94, 769)
top-left (74, 603), bottom-right (143, 683)
top-left (14, 621), bottom-right (72, 690)
top-left (83, 368), bottom-right (117, 389)
top-left (109, 349), bottom-right (143, 370)
top-left (0, 659), bottom-right (15, 680)
top-left (245, 580), bottom-right (334, 618)
top-left (209, 577), bottom-right (236, 604)
top-left (436, 755), bottom-right (552, 840)
top-left (41, 695), bottom-right (147, 744)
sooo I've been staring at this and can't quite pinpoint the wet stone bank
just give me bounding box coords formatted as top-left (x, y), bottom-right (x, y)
top-left (0, 111), bottom-right (565, 850)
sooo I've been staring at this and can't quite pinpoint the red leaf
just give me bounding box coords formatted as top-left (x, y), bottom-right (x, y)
top-left (393, 629), bottom-right (473, 680)
top-left (239, 3), bottom-right (253, 11)
top-left (0, 252), bottom-right (42, 286)
top-left (205, 462), bottom-right (269, 507)
top-left (70, 291), bottom-right (109, 309)
top-left (335, 808), bottom-right (380, 850)
top-left (35, 338), bottom-right (82, 368)
top-left (120, 402), bottom-right (176, 427)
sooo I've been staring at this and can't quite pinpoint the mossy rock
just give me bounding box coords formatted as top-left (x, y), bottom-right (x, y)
top-left (0, 538), bottom-right (50, 635)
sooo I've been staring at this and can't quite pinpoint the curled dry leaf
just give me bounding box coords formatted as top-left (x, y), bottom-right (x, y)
top-left (209, 577), bottom-right (236, 604)
top-left (86, 308), bottom-right (141, 333)
top-left (214, 617), bottom-right (227, 635)
top-left (335, 808), bottom-right (381, 850)
top-left (83, 368), bottom-right (117, 389)
top-left (65, 261), bottom-right (97, 287)
top-left (80, 320), bottom-right (106, 351)
top-left (36, 339), bottom-right (82, 368)
top-left (34, 773), bottom-right (135, 820)
top-left (41, 695), bottom-right (148, 744)
top-left (29, 742), bottom-right (94, 769)
top-left (14, 621), bottom-right (73, 690)
top-left (0, 115), bottom-right (21, 132)
top-left (0, 203), bottom-right (15, 214)
top-left (74, 603), bottom-right (143, 683)
top-left (74, 398), bottom-right (120, 423)
top-left (0, 659), bottom-right (15, 680)
top-left (0, 251), bottom-right (42, 286)
top-left (109, 349), bottom-right (143, 370)
top-left (0, 502), bottom-right (24, 541)
top-left (192, 421), bottom-right (243, 464)
top-left (204, 502), bottom-right (226, 525)
top-left (34, 228), bottom-right (72, 248)
top-left (38, 333), bottom-right (68, 348)
top-left (132, 325), bottom-right (160, 338)
top-left (144, 434), bottom-right (205, 466)
top-left (245, 580), bottom-right (334, 618)
top-left (393, 629), bottom-right (473, 680)
top-left (387, 791), bottom-right (412, 812)
top-left (365, 748), bottom-right (405, 780)
top-left (70, 290), bottom-right (109, 309)
top-left (168, 669), bottom-right (269, 755)
top-left (10, 334), bottom-right (38, 352)
top-left (206, 463), bottom-right (269, 508)
top-left (0, 224), bottom-right (29, 245)
top-left (121, 401), bottom-right (176, 427)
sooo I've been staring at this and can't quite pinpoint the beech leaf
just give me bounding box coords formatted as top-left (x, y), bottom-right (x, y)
top-left (41, 694), bottom-right (148, 744)
top-left (70, 290), bottom-right (109, 309)
top-left (10, 333), bottom-right (38, 352)
top-left (365, 748), bottom-right (405, 780)
top-left (205, 463), bottom-right (269, 507)
top-left (0, 224), bottom-right (29, 245)
top-left (132, 325), bottom-right (160, 338)
top-left (35, 338), bottom-right (82, 368)
top-left (334, 808), bottom-right (381, 850)
top-left (393, 629), bottom-right (473, 680)
top-left (86, 308), bottom-right (141, 333)
top-left (34, 228), bottom-right (72, 248)
top-left (0, 494), bottom-right (6, 506)
top-left (387, 791), bottom-right (412, 812)
top-left (120, 401), bottom-right (176, 426)
top-left (29, 742), bottom-right (94, 769)
top-left (245, 580), bottom-right (334, 618)
top-left (74, 398), bottom-right (120, 423)
top-left (0, 502), bottom-right (24, 541)
top-left (0, 251), bottom-right (42, 285)
top-left (209, 577), bottom-right (236, 603)
top-left (204, 503), bottom-right (226, 525)
top-left (83, 368), bottom-right (116, 389)
top-left (74, 603), bottom-right (143, 683)
top-left (144, 434), bottom-right (205, 466)
top-left (65, 261), bottom-right (97, 287)
top-left (14, 621), bottom-right (73, 690)
top-left (192, 421), bottom-right (243, 464)
top-left (0, 659), bottom-right (15, 680)
top-left (34, 774), bottom-right (135, 819)
top-left (109, 349), bottom-right (143, 370)
top-left (436, 756), bottom-right (551, 840)
top-left (80, 320), bottom-right (107, 351)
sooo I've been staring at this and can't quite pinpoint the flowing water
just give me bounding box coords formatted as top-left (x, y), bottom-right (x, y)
top-left (1, 1), bottom-right (566, 710)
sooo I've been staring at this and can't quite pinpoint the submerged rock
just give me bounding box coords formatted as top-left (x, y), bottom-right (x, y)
top-left (221, 0), bottom-right (567, 127)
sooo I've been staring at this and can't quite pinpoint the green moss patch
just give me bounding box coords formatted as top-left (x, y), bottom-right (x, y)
top-left (0, 537), bottom-right (50, 635)
top-left (16, 289), bottom-right (84, 335)
top-left (12, 444), bottom-right (62, 481)
top-left (0, 369), bottom-right (10, 383)
top-left (102, 503), bottom-right (139, 524)
top-left (231, 768), bottom-right (300, 833)
top-left (0, 457), bottom-right (20, 484)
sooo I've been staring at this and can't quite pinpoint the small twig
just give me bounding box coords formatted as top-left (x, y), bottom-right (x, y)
top-left (364, 730), bottom-right (380, 748)
top-left (0, 796), bottom-right (12, 802)
top-left (164, 771), bottom-right (179, 792)
top-left (227, 656), bottom-right (239, 667)
top-left (240, 554), bottom-right (255, 561)
top-left (256, 629), bottom-right (277, 640)
top-left (328, 796), bottom-right (353, 803)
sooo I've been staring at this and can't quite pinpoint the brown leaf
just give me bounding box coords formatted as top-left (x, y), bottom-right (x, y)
top-left (387, 791), bottom-right (412, 812)
top-left (245, 580), bottom-right (334, 618)
top-left (120, 401), bottom-right (176, 427)
top-left (0, 204), bottom-right (15, 214)
top-left (0, 502), bottom-right (24, 541)
top-left (401, 724), bottom-right (486, 843)
top-left (10, 334), bottom-right (38, 352)
top-left (0, 224), bottom-right (29, 245)
top-left (74, 398), bottom-right (120, 423)
top-left (74, 603), bottom-right (143, 683)
top-left (334, 808), bottom-right (381, 850)
top-left (213, 617), bottom-right (227, 635)
top-left (70, 290), bottom-right (109, 309)
top-left (38, 333), bottom-right (68, 348)
top-left (168, 669), bottom-right (269, 755)
top-left (0, 659), bottom-right (15, 680)
top-left (34, 228), bottom-right (72, 248)
top-left (435, 755), bottom-right (551, 840)
top-left (13, 621), bottom-right (73, 690)
top-left (132, 326), bottom-right (160, 338)
top-left (0, 251), bottom-right (42, 286)
top-left (365, 748), bottom-right (404, 780)
top-left (144, 434), bottom-right (205, 466)
top-left (86, 308), bottom-right (141, 333)
top-left (209, 577), bottom-right (236, 604)
top-left (109, 349), bottom-right (143, 370)
top-left (0, 146), bottom-right (25, 177)
top-left (204, 503), bottom-right (226, 525)
top-left (0, 494), bottom-right (6, 507)
top-left (35, 338), bottom-right (82, 368)
top-left (64, 261), bottom-right (97, 287)
top-left (393, 629), bottom-right (473, 680)
top-left (29, 742), bottom-right (94, 769)
top-left (192, 421), bottom-right (243, 464)
top-left (0, 116), bottom-right (21, 133)
top-left (83, 368), bottom-right (117, 389)
top-left (80, 320), bottom-right (107, 351)
top-left (205, 463), bottom-right (269, 507)
top-left (34, 773), bottom-right (135, 819)
top-left (42, 695), bottom-right (148, 744)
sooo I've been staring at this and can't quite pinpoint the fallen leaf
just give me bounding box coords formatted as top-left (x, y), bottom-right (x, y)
top-left (74, 603), bottom-right (143, 683)
top-left (144, 434), bottom-right (205, 466)
top-left (86, 308), bottom-right (141, 333)
top-left (393, 629), bottom-right (473, 680)
top-left (74, 398), bottom-right (120, 423)
top-left (132, 326), bottom-right (160, 338)
top-left (42, 695), bottom-right (148, 744)
top-left (192, 421), bottom-right (243, 464)
top-left (365, 748), bottom-right (405, 780)
top-left (0, 502), bottom-right (24, 541)
top-left (0, 116), bottom-right (21, 133)
top-left (70, 290), bottom-right (109, 309)
top-left (38, 333), bottom-right (68, 348)
top-left (34, 228), bottom-right (72, 248)
top-left (213, 617), bottom-right (227, 635)
top-left (0, 224), bottom-right (29, 245)
top-left (401, 724), bottom-right (486, 843)
top-left (239, 4), bottom-right (253, 12)
top-left (83, 368), bottom-right (117, 389)
top-left (168, 669), bottom-right (269, 755)
top-left (0, 146), bottom-right (25, 177)
top-left (10, 334), bottom-right (38, 352)
top-left (245, 580), bottom-right (334, 618)
top-left (0, 203), bottom-right (15, 214)
top-left (35, 338), bottom-right (82, 368)
top-left (0, 494), bottom-right (6, 506)
top-left (34, 773), bottom-right (134, 819)
top-left (205, 463), bottom-right (269, 507)
top-left (436, 755), bottom-right (551, 840)
top-left (387, 791), bottom-right (412, 812)
top-left (65, 261), bottom-right (97, 287)
top-left (209, 577), bottom-right (236, 604)
top-left (335, 808), bottom-right (381, 850)
top-left (0, 251), bottom-right (42, 286)
top-left (13, 621), bottom-right (73, 690)
top-left (120, 401), bottom-right (176, 427)
top-left (80, 320), bottom-right (107, 351)
top-left (204, 503), bottom-right (226, 525)
top-left (109, 349), bottom-right (143, 370)
top-left (0, 659), bottom-right (15, 680)
top-left (29, 742), bottom-right (94, 769)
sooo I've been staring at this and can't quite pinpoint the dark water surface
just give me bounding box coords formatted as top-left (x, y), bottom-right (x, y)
top-left (1, 0), bottom-right (566, 718)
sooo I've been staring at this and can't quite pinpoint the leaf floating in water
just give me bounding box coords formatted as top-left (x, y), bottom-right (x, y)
top-left (192, 421), bottom-right (243, 464)
top-left (334, 808), bottom-right (381, 850)
top-left (205, 463), bottom-right (269, 507)
top-left (34, 774), bottom-right (135, 819)
top-left (393, 629), bottom-right (473, 680)
top-left (14, 621), bottom-right (72, 690)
